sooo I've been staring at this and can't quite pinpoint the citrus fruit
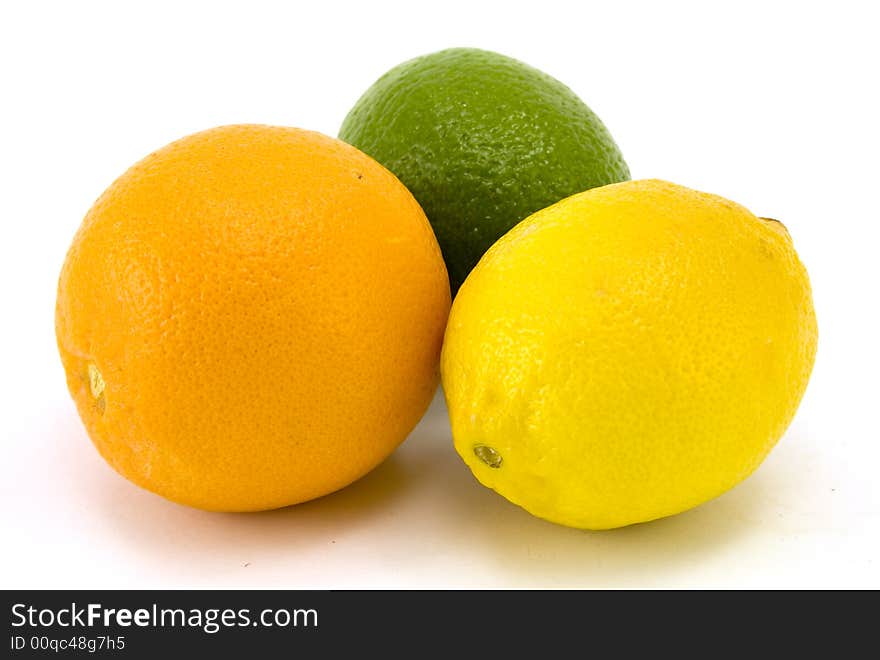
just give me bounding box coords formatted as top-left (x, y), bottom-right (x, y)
top-left (441, 179), bottom-right (817, 530)
top-left (56, 124), bottom-right (451, 512)
top-left (339, 47), bottom-right (630, 293)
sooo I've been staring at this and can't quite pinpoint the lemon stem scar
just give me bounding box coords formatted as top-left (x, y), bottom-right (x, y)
top-left (87, 363), bottom-right (106, 413)
top-left (473, 444), bottom-right (503, 468)
top-left (760, 217), bottom-right (790, 235)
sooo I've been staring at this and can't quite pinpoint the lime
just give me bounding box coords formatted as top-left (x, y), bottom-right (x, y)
top-left (339, 48), bottom-right (630, 292)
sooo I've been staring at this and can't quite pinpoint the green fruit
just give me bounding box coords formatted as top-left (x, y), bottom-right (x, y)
top-left (339, 47), bottom-right (630, 292)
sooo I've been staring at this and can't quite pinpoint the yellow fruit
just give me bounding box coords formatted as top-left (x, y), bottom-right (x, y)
top-left (441, 179), bottom-right (817, 529)
top-left (56, 124), bottom-right (450, 512)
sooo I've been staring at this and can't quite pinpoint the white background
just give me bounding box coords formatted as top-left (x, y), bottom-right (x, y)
top-left (1, 1), bottom-right (878, 588)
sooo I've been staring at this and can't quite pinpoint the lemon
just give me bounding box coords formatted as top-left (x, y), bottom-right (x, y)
top-left (441, 180), bottom-right (818, 529)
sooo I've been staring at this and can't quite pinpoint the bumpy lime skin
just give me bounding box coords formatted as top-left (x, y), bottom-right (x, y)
top-left (339, 48), bottom-right (630, 293)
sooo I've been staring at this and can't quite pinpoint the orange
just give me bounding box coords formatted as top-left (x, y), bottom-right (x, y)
top-left (56, 124), bottom-right (451, 511)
